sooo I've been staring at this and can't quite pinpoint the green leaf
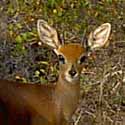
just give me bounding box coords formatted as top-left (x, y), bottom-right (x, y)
top-left (21, 33), bottom-right (28, 41)
top-left (40, 77), bottom-right (48, 84)
top-left (16, 23), bottom-right (22, 29)
top-left (35, 70), bottom-right (40, 77)
top-left (15, 35), bottom-right (23, 43)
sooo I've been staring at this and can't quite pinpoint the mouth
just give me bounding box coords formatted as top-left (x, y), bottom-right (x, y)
top-left (65, 74), bottom-right (79, 83)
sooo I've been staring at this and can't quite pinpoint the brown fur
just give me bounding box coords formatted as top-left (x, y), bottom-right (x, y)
top-left (0, 20), bottom-right (111, 125)
top-left (0, 44), bottom-right (84, 125)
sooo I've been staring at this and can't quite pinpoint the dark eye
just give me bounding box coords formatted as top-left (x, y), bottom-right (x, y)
top-left (79, 55), bottom-right (86, 64)
top-left (58, 55), bottom-right (65, 64)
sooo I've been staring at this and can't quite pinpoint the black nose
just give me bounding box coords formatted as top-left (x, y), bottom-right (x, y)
top-left (69, 67), bottom-right (77, 77)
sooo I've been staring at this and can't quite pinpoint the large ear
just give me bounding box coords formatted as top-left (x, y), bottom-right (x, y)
top-left (37, 19), bottom-right (60, 49)
top-left (88, 23), bottom-right (111, 50)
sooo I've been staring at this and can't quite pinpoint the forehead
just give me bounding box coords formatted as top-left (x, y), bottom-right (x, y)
top-left (58, 43), bottom-right (85, 61)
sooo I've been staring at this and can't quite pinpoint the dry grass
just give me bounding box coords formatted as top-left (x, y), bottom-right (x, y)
top-left (73, 41), bottom-right (125, 125)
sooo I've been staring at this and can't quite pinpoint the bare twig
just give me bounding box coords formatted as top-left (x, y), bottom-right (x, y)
top-left (111, 82), bottom-right (121, 95)
top-left (74, 111), bottom-right (82, 125)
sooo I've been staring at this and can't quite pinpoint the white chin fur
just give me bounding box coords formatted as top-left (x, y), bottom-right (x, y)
top-left (65, 74), bottom-right (79, 83)
top-left (65, 76), bottom-right (73, 82)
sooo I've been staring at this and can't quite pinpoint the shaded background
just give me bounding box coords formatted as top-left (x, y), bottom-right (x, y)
top-left (0, 0), bottom-right (125, 124)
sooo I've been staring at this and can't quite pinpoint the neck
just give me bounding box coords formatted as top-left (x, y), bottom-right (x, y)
top-left (54, 75), bottom-right (80, 121)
